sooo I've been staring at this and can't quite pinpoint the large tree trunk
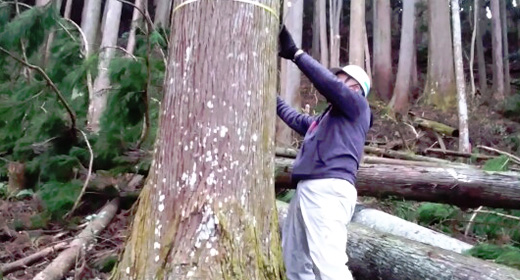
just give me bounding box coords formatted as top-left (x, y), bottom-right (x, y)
top-left (318, 0), bottom-right (328, 68)
top-left (277, 0), bottom-right (303, 147)
top-left (476, 3), bottom-right (488, 98)
top-left (373, 0), bottom-right (392, 102)
top-left (112, 1), bottom-right (283, 279)
top-left (424, 1), bottom-right (456, 111)
top-left (451, 0), bottom-right (470, 153)
top-left (126, 0), bottom-right (145, 55)
top-left (274, 157), bottom-right (520, 209)
top-left (328, 0), bottom-right (342, 67)
top-left (87, 0), bottom-right (122, 132)
top-left (80, 0), bottom-right (102, 52)
top-left (154, 0), bottom-right (172, 28)
top-left (500, 0), bottom-right (511, 97)
top-left (349, 0), bottom-right (365, 67)
top-left (276, 202), bottom-right (520, 280)
top-left (389, 0), bottom-right (415, 115)
top-left (490, 0), bottom-right (504, 101)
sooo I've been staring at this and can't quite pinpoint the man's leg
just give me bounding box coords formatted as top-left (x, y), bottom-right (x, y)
top-left (298, 178), bottom-right (357, 280)
top-left (282, 186), bottom-right (315, 280)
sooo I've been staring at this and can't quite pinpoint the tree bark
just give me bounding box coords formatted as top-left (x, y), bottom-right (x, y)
top-left (373, 0), bottom-right (393, 102)
top-left (277, 0), bottom-right (303, 147)
top-left (112, 1), bottom-right (283, 279)
top-left (276, 201), bottom-right (520, 280)
top-left (318, 0), bottom-right (328, 68)
top-left (87, 0), bottom-right (123, 132)
top-left (424, 1), bottom-right (456, 111)
top-left (490, 0), bottom-right (504, 100)
top-left (274, 157), bottom-right (520, 209)
top-left (476, 3), bottom-right (488, 98)
top-left (390, 0), bottom-right (415, 115)
top-left (80, 0), bottom-right (102, 52)
top-left (500, 0), bottom-right (511, 96)
top-left (349, 0), bottom-right (365, 67)
top-left (451, 0), bottom-right (470, 153)
top-left (154, 0), bottom-right (172, 29)
top-left (126, 0), bottom-right (146, 55)
top-left (469, 0), bottom-right (478, 97)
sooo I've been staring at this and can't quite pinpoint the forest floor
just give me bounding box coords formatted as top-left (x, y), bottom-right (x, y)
top-left (1, 82), bottom-right (520, 279)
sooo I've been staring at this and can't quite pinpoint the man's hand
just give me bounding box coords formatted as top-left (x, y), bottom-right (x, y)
top-left (278, 25), bottom-right (299, 60)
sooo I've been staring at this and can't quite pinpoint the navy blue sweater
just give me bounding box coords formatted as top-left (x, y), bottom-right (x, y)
top-left (276, 52), bottom-right (371, 186)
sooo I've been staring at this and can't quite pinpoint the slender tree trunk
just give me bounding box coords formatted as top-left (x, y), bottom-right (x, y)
top-left (81, 0), bottom-right (102, 52)
top-left (64, 0), bottom-right (73, 19)
top-left (389, 0), bottom-right (415, 115)
top-left (476, 4), bottom-right (487, 98)
top-left (500, 0), bottom-right (511, 96)
top-left (277, 0), bottom-right (303, 147)
top-left (318, 0), bottom-right (329, 68)
top-left (112, 1), bottom-right (283, 279)
top-left (312, 0), bottom-right (321, 59)
top-left (373, 0), bottom-right (392, 102)
top-left (451, 0), bottom-right (470, 153)
top-left (88, 0), bottom-right (122, 132)
top-left (469, 0), bottom-right (478, 97)
top-left (329, 0), bottom-right (342, 67)
top-left (424, 1), bottom-right (456, 111)
top-left (349, 0), bottom-right (365, 67)
top-left (154, 0), bottom-right (172, 28)
top-left (126, 0), bottom-right (145, 55)
top-left (490, 0), bottom-right (504, 100)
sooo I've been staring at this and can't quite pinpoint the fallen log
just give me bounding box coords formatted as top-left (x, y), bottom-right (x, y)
top-left (352, 205), bottom-right (473, 254)
top-left (276, 201), bottom-right (520, 280)
top-left (410, 114), bottom-right (459, 137)
top-left (33, 199), bottom-right (119, 280)
top-left (0, 242), bottom-right (69, 276)
top-left (275, 157), bottom-right (520, 209)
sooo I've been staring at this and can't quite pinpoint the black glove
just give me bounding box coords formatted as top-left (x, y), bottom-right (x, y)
top-left (278, 25), bottom-right (299, 60)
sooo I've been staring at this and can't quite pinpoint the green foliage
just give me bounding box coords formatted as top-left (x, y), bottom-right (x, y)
top-left (468, 244), bottom-right (520, 269)
top-left (0, 4), bottom-right (167, 223)
top-left (416, 203), bottom-right (457, 226)
top-left (503, 93), bottom-right (520, 122)
top-left (483, 155), bottom-right (510, 171)
top-left (276, 189), bottom-right (295, 203)
top-left (37, 180), bottom-right (82, 219)
top-left (0, 182), bottom-right (7, 199)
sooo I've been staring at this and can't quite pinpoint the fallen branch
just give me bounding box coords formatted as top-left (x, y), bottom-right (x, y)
top-left (0, 46), bottom-right (76, 130)
top-left (471, 208), bottom-right (520, 222)
top-left (364, 146), bottom-right (457, 164)
top-left (465, 205), bottom-right (484, 236)
top-left (477, 145), bottom-right (520, 165)
top-left (424, 148), bottom-right (495, 160)
top-left (64, 130), bottom-right (94, 219)
top-left (33, 199), bottom-right (119, 280)
top-left (0, 242), bottom-right (69, 276)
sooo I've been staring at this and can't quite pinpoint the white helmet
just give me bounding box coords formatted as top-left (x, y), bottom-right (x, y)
top-left (331, 65), bottom-right (371, 97)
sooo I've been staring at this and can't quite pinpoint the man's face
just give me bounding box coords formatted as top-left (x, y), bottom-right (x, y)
top-left (337, 73), bottom-right (362, 95)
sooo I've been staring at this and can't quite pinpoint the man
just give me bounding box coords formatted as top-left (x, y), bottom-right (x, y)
top-left (277, 26), bottom-right (372, 280)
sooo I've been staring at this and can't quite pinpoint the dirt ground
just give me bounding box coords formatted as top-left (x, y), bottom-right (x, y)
top-left (1, 81), bottom-right (519, 279)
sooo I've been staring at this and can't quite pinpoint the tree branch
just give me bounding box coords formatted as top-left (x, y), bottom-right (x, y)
top-left (64, 129), bottom-right (94, 219)
top-left (0, 46), bottom-right (77, 130)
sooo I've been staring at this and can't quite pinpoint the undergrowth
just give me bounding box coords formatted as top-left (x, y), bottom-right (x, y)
top-left (0, 3), bottom-right (165, 222)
